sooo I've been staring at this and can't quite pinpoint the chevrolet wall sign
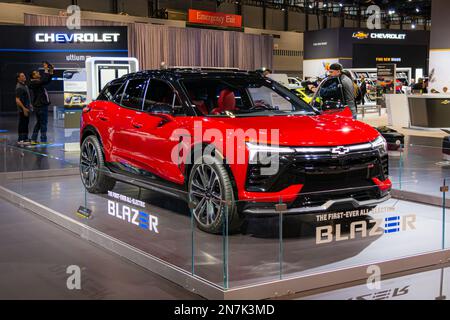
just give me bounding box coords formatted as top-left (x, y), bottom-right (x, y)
top-left (353, 31), bottom-right (406, 40)
top-left (35, 33), bottom-right (120, 43)
top-left (441, 100), bottom-right (450, 105)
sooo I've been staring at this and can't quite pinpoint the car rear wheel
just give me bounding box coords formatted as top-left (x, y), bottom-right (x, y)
top-left (80, 135), bottom-right (116, 193)
top-left (188, 155), bottom-right (243, 234)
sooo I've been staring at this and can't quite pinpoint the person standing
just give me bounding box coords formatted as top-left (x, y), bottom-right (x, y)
top-left (328, 64), bottom-right (357, 119)
top-left (29, 62), bottom-right (54, 144)
top-left (15, 72), bottom-right (32, 145)
top-left (360, 76), bottom-right (367, 106)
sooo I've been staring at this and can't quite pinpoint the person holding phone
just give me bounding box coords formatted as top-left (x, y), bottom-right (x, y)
top-left (29, 62), bottom-right (54, 144)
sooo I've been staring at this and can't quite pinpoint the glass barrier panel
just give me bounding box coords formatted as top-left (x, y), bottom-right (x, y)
top-left (443, 178), bottom-right (450, 250)
top-left (280, 185), bottom-right (444, 280)
top-left (190, 167), bottom-right (230, 288)
top-left (223, 142), bottom-right (446, 289)
top-left (221, 192), bottom-right (285, 288)
top-left (393, 139), bottom-right (447, 198)
top-left (0, 144), bottom-right (198, 283)
top-left (79, 165), bottom-right (195, 277)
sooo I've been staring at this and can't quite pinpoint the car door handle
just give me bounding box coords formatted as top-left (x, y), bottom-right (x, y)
top-left (132, 123), bottom-right (143, 129)
top-left (99, 116), bottom-right (109, 122)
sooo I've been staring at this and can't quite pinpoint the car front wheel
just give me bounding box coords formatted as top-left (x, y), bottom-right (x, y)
top-left (80, 135), bottom-right (116, 194)
top-left (188, 155), bottom-right (243, 234)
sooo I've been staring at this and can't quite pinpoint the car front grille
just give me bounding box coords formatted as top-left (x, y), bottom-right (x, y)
top-left (246, 145), bottom-right (389, 195)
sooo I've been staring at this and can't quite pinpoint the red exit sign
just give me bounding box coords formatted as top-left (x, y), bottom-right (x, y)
top-left (188, 9), bottom-right (242, 28)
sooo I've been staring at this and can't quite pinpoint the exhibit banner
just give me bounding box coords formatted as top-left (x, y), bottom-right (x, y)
top-left (188, 9), bottom-right (242, 28)
top-left (377, 64), bottom-right (397, 105)
top-left (377, 64), bottom-right (397, 94)
top-left (304, 28), bottom-right (429, 79)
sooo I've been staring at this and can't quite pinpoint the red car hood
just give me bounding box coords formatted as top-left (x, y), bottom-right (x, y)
top-left (204, 114), bottom-right (380, 147)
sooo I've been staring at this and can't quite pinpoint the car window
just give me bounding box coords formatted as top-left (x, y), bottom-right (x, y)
top-left (121, 79), bottom-right (147, 110)
top-left (113, 81), bottom-right (127, 105)
top-left (313, 77), bottom-right (346, 111)
top-left (248, 86), bottom-right (294, 111)
top-left (182, 77), bottom-right (314, 117)
top-left (97, 82), bottom-right (123, 101)
top-left (143, 79), bottom-right (182, 113)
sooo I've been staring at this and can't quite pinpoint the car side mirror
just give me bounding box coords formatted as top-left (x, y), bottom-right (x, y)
top-left (145, 103), bottom-right (174, 115)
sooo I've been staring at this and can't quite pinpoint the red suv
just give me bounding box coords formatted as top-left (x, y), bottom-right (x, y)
top-left (80, 69), bottom-right (391, 234)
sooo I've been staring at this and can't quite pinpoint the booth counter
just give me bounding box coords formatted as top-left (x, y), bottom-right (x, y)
top-left (408, 95), bottom-right (450, 129)
top-left (386, 94), bottom-right (450, 130)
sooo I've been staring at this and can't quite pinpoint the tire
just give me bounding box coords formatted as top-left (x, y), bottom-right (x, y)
top-left (188, 154), bottom-right (243, 234)
top-left (80, 135), bottom-right (116, 194)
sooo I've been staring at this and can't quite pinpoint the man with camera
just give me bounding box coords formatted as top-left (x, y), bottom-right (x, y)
top-left (29, 61), bottom-right (54, 144)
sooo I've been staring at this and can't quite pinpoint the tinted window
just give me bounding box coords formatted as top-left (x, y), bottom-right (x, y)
top-left (314, 77), bottom-right (345, 111)
top-left (182, 77), bottom-right (314, 117)
top-left (113, 82), bottom-right (127, 105)
top-left (143, 80), bottom-right (182, 113)
top-left (121, 79), bottom-right (147, 110)
top-left (97, 82), bottom-right (123, 101)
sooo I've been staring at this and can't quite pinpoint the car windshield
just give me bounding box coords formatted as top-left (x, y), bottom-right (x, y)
top-left (181, 76), bottom-right (317, 117)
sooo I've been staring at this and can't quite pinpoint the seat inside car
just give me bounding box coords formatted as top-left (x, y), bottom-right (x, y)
top-left (211, 89), bottom-right (237, 114)
top-left (188, 91), bottom-right (209, 115)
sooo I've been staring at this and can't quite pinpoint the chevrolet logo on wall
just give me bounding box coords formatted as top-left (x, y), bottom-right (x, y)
top-left (352, 31), bottom-right (369, 40)
top-left (441, 100), bottom-right (450, 105)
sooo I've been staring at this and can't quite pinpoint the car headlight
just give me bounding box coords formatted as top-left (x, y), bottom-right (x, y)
top-left (246, 142), bottom-right (295, 163)
top-left (371, 135), bottom-right (388, 155)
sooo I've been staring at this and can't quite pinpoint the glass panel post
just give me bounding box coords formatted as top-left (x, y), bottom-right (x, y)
top-left (189, 200), bottom-right (195, 277)
top-left (399, 146), bottom-right (403, 190)
top-left (442, 179), bottom-right (447, 250)
top-left (20, 147), bottom-right (24, 194)
top-left (222, 200), bottom-right (229, 290)
top-left (276, 196), bottom-right (286, 281)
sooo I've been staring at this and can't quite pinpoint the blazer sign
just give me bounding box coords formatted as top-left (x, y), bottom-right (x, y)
top-left (188, 9), bottom-right (242, 28)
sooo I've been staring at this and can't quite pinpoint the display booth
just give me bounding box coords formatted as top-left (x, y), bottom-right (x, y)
top-left (1, 25), bottom-right (450, 301)
top-left (0, 26), bottom-right (129, 152)
top-left (303, 28), bottom-right (430, 81)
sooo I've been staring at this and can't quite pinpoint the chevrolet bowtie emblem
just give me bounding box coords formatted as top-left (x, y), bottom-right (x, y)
top-left (331, 146), bottom-right (350, 155)
top-left (352, 32), bottom-right (369, 40)
top-left (441, 100), bottom-right (450, 105)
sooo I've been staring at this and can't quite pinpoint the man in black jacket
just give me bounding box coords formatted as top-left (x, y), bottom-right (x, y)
top-left (29, 62), bottom-right (53, 144)
top-left (15, 72), bottom-right (32, 145)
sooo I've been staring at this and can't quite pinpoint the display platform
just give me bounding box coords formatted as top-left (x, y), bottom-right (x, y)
top-left (1, 144), bottom-right (450, 299)
top-left (299, 265), bottom-right (450, 300)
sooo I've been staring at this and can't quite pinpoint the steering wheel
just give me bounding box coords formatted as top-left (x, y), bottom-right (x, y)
top-left (249, 100), bottom-right (275, 111)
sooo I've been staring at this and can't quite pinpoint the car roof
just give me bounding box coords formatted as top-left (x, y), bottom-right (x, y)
top-left (110, 68), bottom-right (263, 84)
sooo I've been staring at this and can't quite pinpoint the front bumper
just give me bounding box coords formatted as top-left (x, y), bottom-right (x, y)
top-left (243, 193), bottom-right (391, 215)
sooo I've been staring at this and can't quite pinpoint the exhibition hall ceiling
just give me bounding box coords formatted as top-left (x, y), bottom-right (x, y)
top-left (221, 0), bottom-right (432, 24)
